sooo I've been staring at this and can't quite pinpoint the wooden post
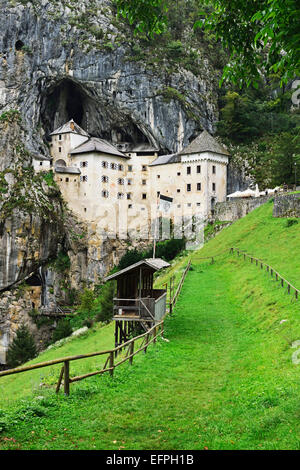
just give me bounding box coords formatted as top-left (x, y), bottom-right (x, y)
top-left (129, 341), bottom-right (134, 365)
top-left (109, 351), bottom-right (114, 377)
top-left (153, 326), bottom-right (157, 344)
top-left (56, 365), bottom-right (64, 394)
top-left (144, 333), bottom-right (150, 353)
top-left (64, 361), bottom-right (70, 396)
top-left (169, 281), bottom-right (173, 315)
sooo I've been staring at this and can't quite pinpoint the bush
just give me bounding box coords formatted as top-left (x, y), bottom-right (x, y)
top-left (52, 319), bottom-right (73, 343)
top-left (286, 218), bottom-right (298, 227)
top-left (6, 324), bottom-right (37, 368)
top-left (95, 281), bottom-right (115, 324)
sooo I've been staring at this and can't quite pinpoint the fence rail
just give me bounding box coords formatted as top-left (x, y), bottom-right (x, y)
top-left (230, 247), bottom-right (300, 300)
top-left (0, 321), bottom-right (164, 396)
top-left (169, 259), bottom-right (191, 314)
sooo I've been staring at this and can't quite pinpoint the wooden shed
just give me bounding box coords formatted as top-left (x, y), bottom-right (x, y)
top-left (104, 258), bottom-right (170, 348)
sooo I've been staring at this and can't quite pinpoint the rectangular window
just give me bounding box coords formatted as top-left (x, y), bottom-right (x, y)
top-left (59, 147), bottom-right (62, 153)
top-left (110, 162), bottom-right (116, 170)
top-left (177, 172), bottom-right (181, 176)
top-left (142, 165), bottom-right (147, 171)
top-left (197, 202), bottom-right (201, 207)
top-left (142, 193), bottom-right (147, 199)
top-left (212, 165), bottom-right (216, 174)
top-left (102, 190), bottom-right (109, 198)
top-left (118, 178), bottom-right (124, 185)
top-left (58, 134), bottom-right (62, 141)
top-left (212, 182), bottom-right (216, 191)
top-left (118, 164), bottom-right (124, 171)
top-left (127, 178), bottom-right (132, 185)
top-left (117, 192), bottom-right (124, 199)
top-left (80, 161), bottom-right (88, 168)
top-left (102, 161), bottom-right (108, 168)
top-left (187, 183), bottom-right (191, 192)
top-left (127, 193), bottom-right (131, 200)
top-left (142, 179), bottom-right (147, 185)
top-left (197, 165), bottom-right (201, 174)
top-left (128, 165), bottom-right (132, 172)
top-left (197, 182), bottom-right (201, 191)
top-left (157, 175), bottom-right (160, 179)
top-left (187, 166), bottom-right (191, 175)
top-left (80, 175), bottom-right (88, 182)
top-left (177, 189), bottom-right (180, 193)
top-left (66, 177), bottom-right (69, 182)
top-left (39, 162), bottom-right (43, 166)
top-left (101, 175), bottom-right (109, 183)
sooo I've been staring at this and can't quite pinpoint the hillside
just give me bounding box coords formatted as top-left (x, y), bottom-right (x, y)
top-left (1, 201), bottom-right (300, 449)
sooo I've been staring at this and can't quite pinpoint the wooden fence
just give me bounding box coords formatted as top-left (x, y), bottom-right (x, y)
top-left (0, 259), bottom-right (194, 396)
top-left (169, 259), bottom-right (191, 314)
top-left (0, 321), bottom-right (164, 396)
top-left (230, 247), bottom-right (300, 300)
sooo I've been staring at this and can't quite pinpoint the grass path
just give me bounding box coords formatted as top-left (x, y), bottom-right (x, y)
top-left (3, 253), bottom-right (300, 450)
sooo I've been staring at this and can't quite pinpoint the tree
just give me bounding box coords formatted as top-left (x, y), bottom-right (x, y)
top-left (95, 281), bottom-right (115, 324)
top-left (115, 0), bottom-right (300, 87)
top-left (115, 0), bottom-right (168, 37)
top-left (6, 324), bottom-right (37, 368)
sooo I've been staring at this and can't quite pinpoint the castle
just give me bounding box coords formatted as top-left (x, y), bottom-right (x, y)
top-left (34, 119), bottom-right (230, 241)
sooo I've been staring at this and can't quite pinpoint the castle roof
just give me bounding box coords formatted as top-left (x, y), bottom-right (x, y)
top-left (148, 153), bottom-right (181, 166)
top-left (149, 131), bottom-right (229, 167)
top-left (179, 129), bottom-right (230, 157)
top-left (70, 137), bottom-right (129, 159)
top-left (50, 119), bottom-right (89, 137)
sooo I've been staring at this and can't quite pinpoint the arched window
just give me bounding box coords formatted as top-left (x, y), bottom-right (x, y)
top-left (55, 159), bottom-right (66, 168)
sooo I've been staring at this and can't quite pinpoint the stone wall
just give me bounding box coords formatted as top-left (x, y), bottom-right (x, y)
top-left (214, 195), bottom-right (272, 222)
top-left (273, 194), bottom-right (300, 218)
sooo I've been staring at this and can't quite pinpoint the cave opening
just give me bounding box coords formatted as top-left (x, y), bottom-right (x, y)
top-left (41, 79), bottom-right (87, 140)
top-left (15, 40), bottom-right (24, 51)
top-left (40, 79), bottom-right (157, 149)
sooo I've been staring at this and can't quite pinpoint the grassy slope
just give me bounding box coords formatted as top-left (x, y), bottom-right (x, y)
top-left (1, 201), bottom-right (300, 449)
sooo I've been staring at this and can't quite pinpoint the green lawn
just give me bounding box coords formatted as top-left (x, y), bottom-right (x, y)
top-left (1, 201), bottom-right (300, 449)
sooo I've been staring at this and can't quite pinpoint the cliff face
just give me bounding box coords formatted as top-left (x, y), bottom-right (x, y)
top-left (0, 0), bottom-right (222, 357)
top-left (0, 0), bottom-right (218, 155)
top-left (0, 0), bottom-right (220, 285)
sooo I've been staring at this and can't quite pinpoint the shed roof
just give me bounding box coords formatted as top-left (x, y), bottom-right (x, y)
top-left (104, 258), bottom-right (170, 281)
top-left (50, 119), bottom-right (89, 137)
top-left (180, 129), bottom-right (230, 157)
top-left (70, 137), bottom-right (129, 159)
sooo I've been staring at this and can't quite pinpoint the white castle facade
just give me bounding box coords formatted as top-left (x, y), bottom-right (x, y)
top-left (34, 119), bottom-right (230, 242)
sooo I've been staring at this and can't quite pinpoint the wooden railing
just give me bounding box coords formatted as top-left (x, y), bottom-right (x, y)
top-left (0, 321), bottom-right (164, 396)
top-left (230, 247), bottom-right (300, 300)
top-left (169, 259), bottom-right (192, 314)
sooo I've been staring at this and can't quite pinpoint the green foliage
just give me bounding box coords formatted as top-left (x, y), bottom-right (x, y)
top-left (115, 0), bottom-right (168, 37)
top-left (0, 109), bottom-right (21, 124)
top-left (50, 251), bottom-right (71, 273)
top-left (286, 219), bottom-right (298, 228)
top-left (95, 281), bottom-right (115, 324)
top-left (52, 319), bottom-right (73, 343)
top-left (118, 238), bottom-right (186, 270)
top-left (6, 324), bottom-right (37, 368)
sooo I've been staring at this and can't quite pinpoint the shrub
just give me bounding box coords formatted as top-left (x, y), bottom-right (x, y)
top-left (52, 319), bottom-right (73, 343)
top-left (95, 281), bottom-right (115, 324)
top-left (6, 324), bottom-right (37, 368)
top-left (286, 218), bottom-right (298, 227)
